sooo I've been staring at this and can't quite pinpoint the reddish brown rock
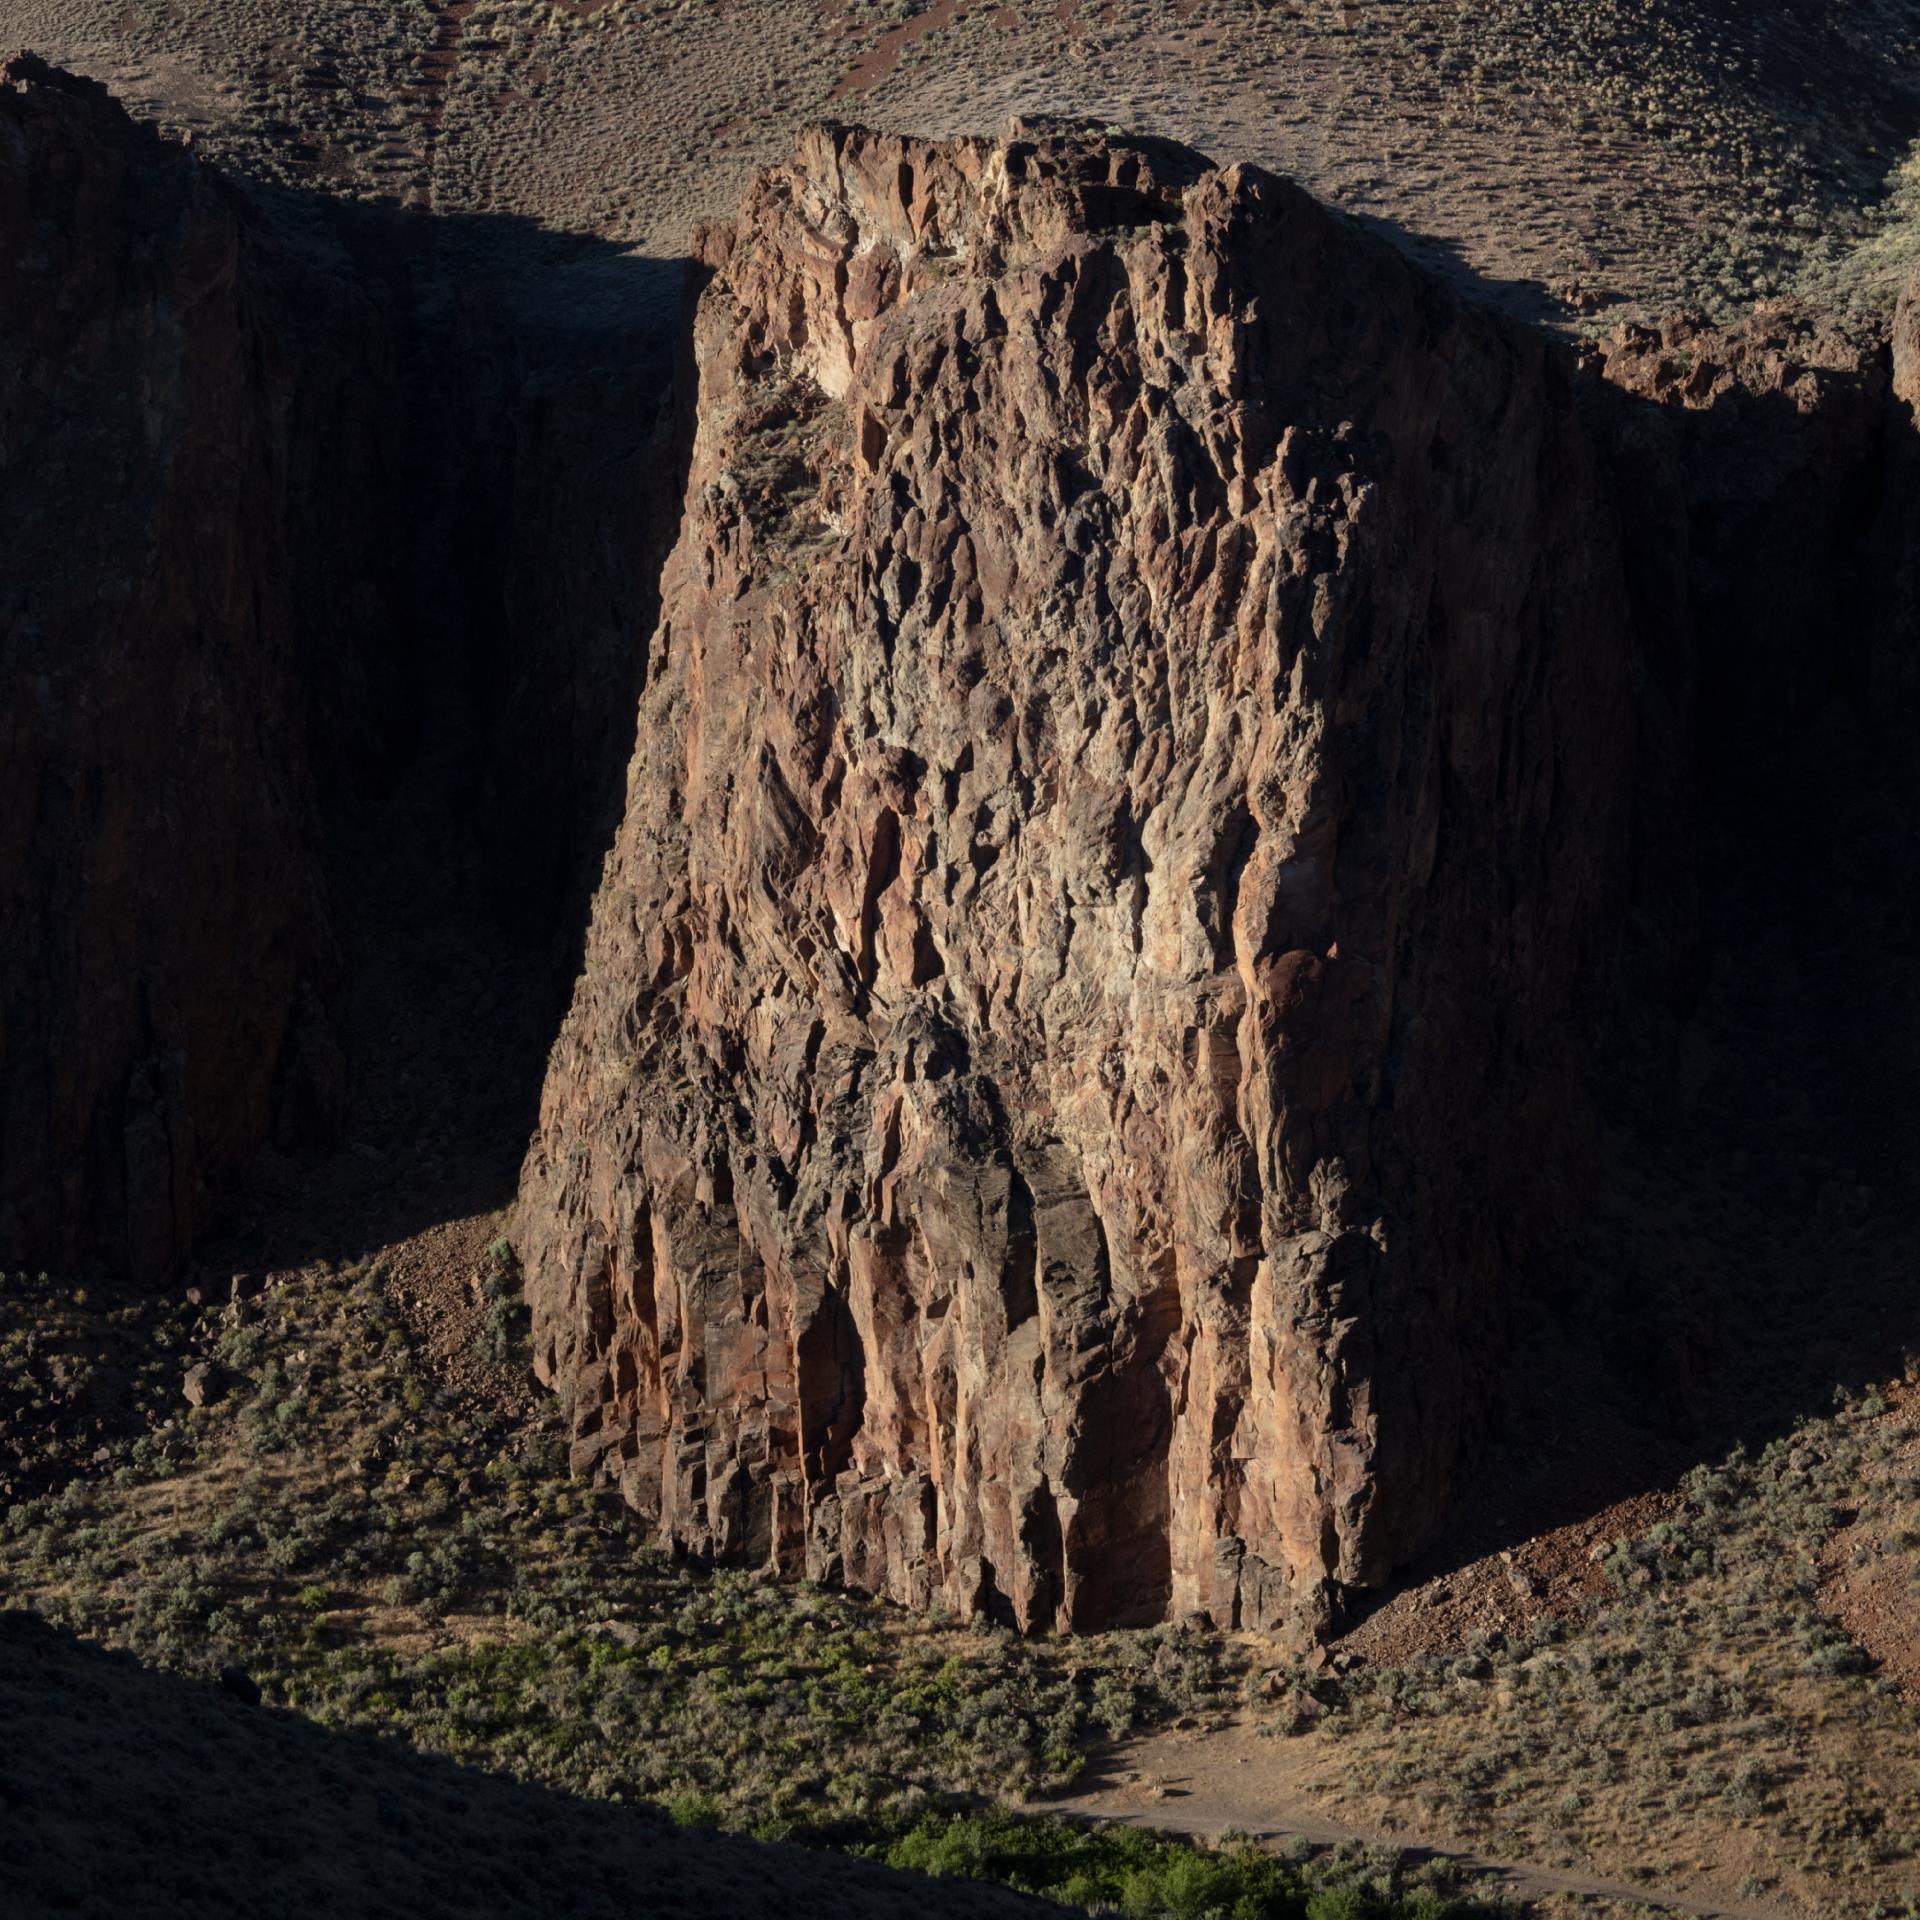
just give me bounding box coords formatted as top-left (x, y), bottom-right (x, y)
top-left (513, 120), bottom-right (1668, 1633)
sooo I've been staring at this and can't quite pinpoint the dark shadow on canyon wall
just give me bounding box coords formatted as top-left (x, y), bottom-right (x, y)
top-left (0, 1611), bottom-right (1056, 1919)
top-left (0, 54), bottom-right (696, 1290)
top-left (1356, 345), bottom-right (1920, 1606)
top-left (1349, 215), bottom-right (1564, 326)
top-left (183, 179), bottom-right (699, 1282)
top-left (242, 181), bottom-right (689, 971)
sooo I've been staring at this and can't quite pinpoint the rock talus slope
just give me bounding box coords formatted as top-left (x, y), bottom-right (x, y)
top-left (515, 121), bottom-right (1667, 1633)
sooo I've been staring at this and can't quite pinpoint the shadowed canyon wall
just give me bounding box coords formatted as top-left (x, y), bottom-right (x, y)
top-left (513, 121), bottom-right (1704, 1635)
top-left (0, 56), bottom-right (664, 1284)
top-left (0, 55), bottom-right (405, 1282)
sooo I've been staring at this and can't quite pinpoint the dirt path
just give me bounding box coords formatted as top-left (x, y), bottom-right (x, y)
top-left (1051, 1721), bottom-right (1802, 1920)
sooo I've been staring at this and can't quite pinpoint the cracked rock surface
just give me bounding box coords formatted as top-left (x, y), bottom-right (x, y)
top-left (513, 119), bottom-right (1670, 1633)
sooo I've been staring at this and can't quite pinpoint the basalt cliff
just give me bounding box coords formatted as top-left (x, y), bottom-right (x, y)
top-left (513, 122), bottom-right (1755, 1634)
top-left (11, 58), bottom-right (1919, 1637)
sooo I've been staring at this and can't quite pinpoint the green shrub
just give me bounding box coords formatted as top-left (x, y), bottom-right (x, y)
top-left (666, 1789), bottom-right (722, 1829)
top-left (866, 1809), bottom-right (1489, 1919)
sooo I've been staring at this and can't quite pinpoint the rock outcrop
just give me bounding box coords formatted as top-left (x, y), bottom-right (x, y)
top-left (0, 56), bottom-right (394, 1280)
top-left (513, 121), bottom-right (1674, 1633)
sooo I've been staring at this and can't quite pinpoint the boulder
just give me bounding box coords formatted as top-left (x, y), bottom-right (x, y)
top-left (182, 1363), bottom-right (224, 1410)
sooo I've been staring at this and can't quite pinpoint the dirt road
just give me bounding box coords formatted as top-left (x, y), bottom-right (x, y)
top-left (1050, 1719), bottom-right (1802, 1920)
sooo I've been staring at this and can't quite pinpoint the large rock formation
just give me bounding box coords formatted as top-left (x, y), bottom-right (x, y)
top-left (513, 120), bottom-right (1672, 1633)
top-left (0, 56), bottom-right (397, 1281)
top-left (12, 51), bottom-right (1912, 1630)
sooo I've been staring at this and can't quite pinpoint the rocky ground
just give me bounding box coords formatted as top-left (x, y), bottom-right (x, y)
top-left (9, 0), bottom-right (1920, 328)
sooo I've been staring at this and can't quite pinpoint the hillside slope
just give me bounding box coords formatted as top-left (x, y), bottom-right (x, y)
top-left (11, 0), bottom-right (1920, 328)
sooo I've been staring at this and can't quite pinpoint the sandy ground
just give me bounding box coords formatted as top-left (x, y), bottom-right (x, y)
top-left (1053, 1720), bottom-right (1800, 1919)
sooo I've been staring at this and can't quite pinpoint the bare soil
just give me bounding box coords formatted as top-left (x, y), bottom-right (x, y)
top-left (1819, 1377), bottom-right (1920, 1704)
top-left (1055, 1724), bottom-right (1798, 1919)
top-left (1340, 1488), bottom-right (1683, 1671)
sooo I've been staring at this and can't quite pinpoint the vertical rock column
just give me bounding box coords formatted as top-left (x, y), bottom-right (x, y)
top-left (515, 121), bottom-right (1653, 1634)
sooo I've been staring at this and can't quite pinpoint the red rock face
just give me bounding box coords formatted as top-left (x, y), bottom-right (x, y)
top-left (0, 57), bottom-right (378, 1280)
top-left (513, 121), bottom-right (1664, 1633)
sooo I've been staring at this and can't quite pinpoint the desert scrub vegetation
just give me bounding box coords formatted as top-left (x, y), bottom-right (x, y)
top-left (0, 1266), bottom-right (202, 1502)
top-left (5, 1258), bottom-right (1501, 1918)
top-left (473, 1235), bottom-right (528, 1361)
top-left (1268, 1377), bottom-right (1920, 1915)
top-left (4, 1256), bottom-right (1914, 1916)
top-left (3, 1605), bottom-right (1507, 1920)
top-left (28, 0), bottom-right (1920, 316)
top-left (852, 1810), bottom-right (1499, 1919)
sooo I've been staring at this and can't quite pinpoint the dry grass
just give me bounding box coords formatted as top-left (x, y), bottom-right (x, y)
top-left (9, 0), bottom-right (1920, 328)
top-left (1259, 1375), bottom-right (1920, 1917)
